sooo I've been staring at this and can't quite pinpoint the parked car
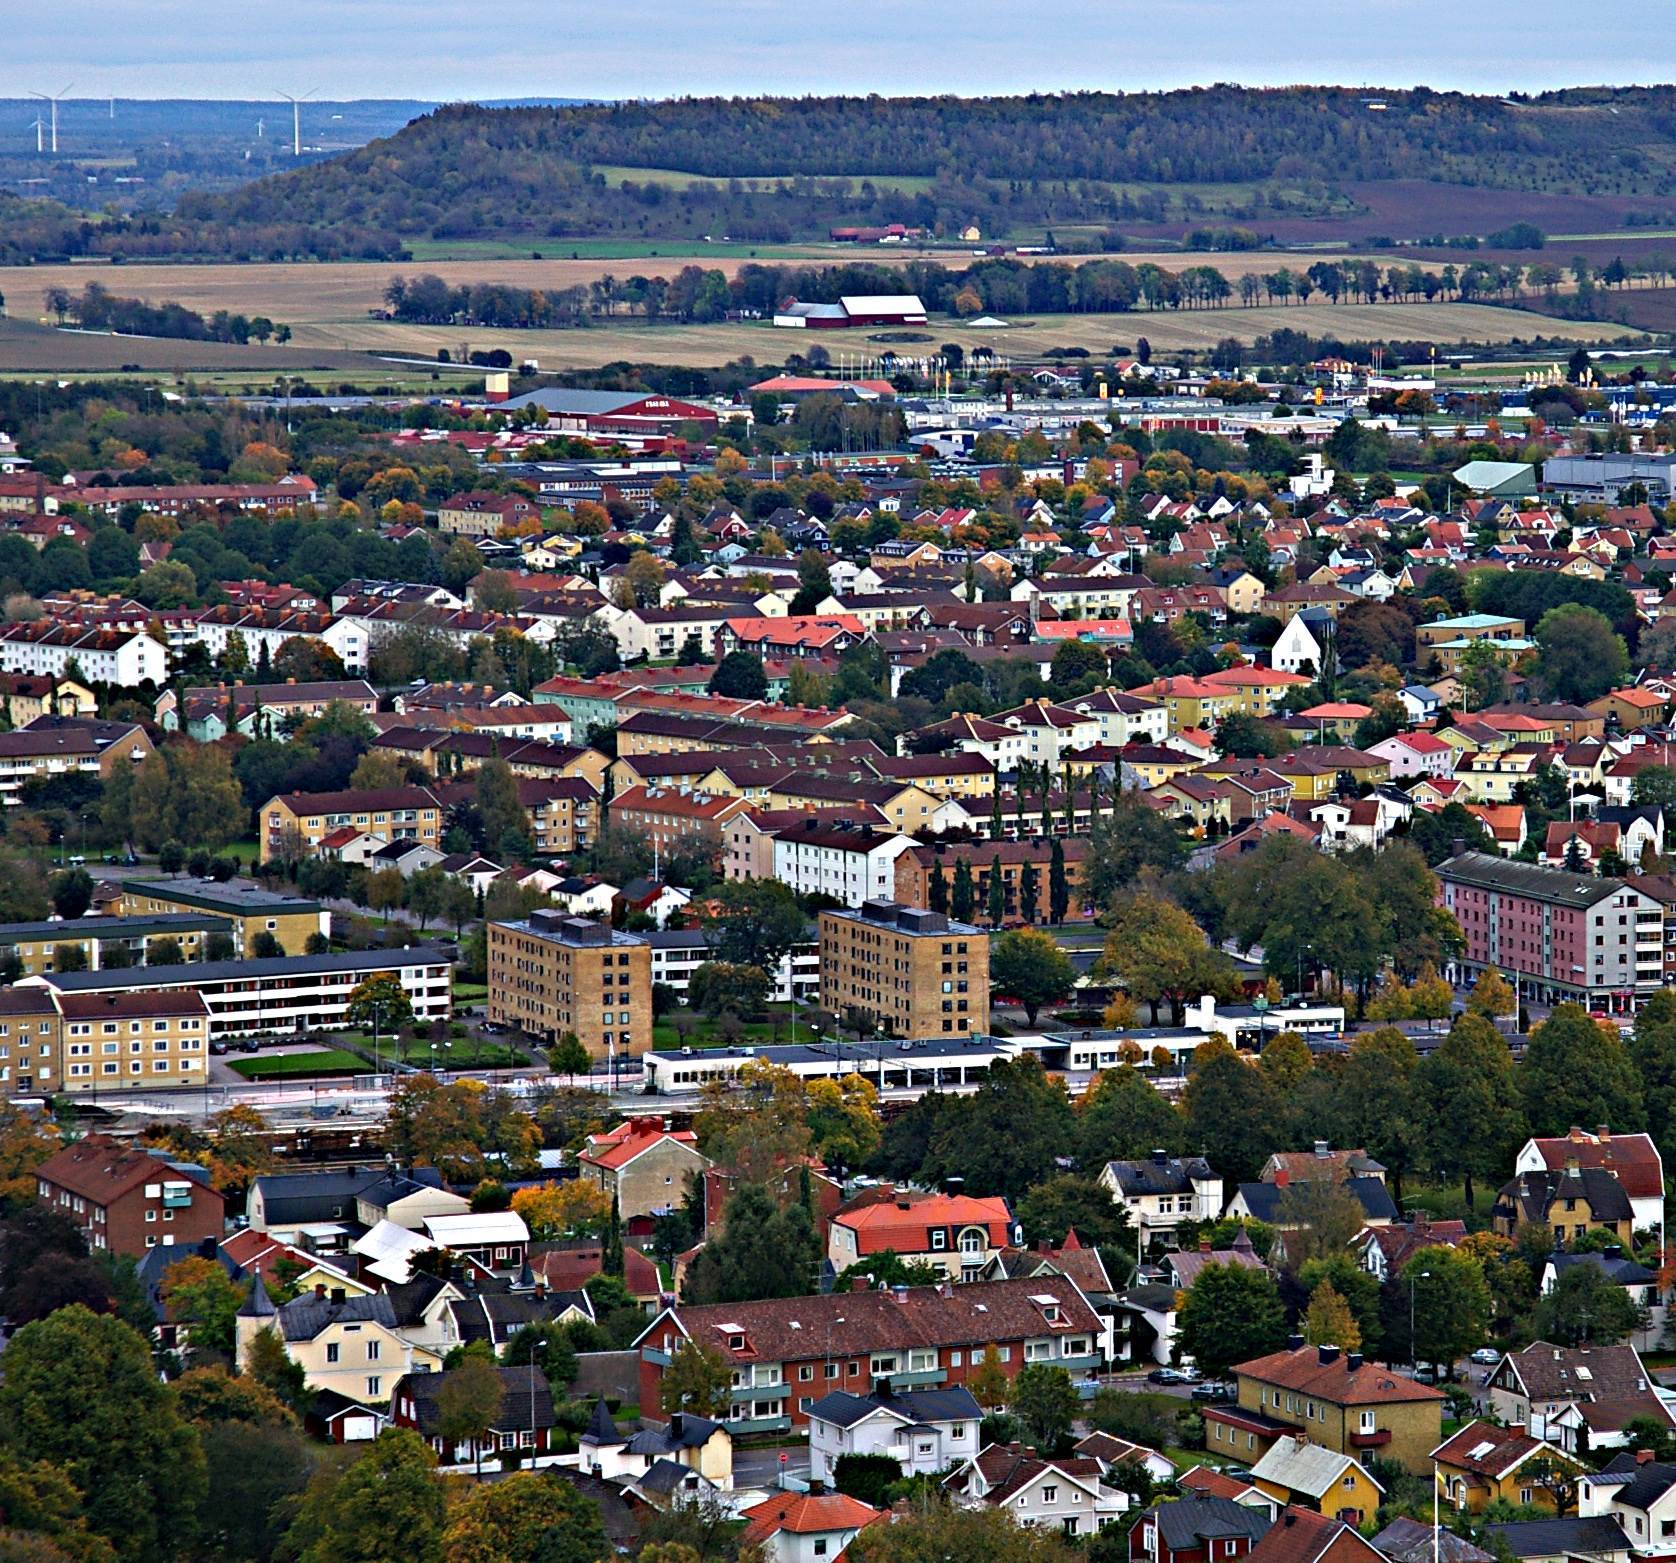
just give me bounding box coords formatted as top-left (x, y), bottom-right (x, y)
top-left (1147, 1367), bottom-right (1186, 1384)
top-left (1469, 1348), bottom-right (1501, 1365)
top-left (1191, 1383), bottom-right (1234, 1402)
top-left (210, 1041), bottom-right (230, 1055)
top-left (1413, 1365), bottom-right (1439, 1385)
top-left (237, 1038), bottom-right (261, 1053)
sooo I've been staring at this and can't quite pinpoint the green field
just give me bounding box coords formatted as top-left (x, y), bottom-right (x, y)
top-left (651, 1006), bottom-right (821, 1052)
top-left (228, 1048), bottom-right (365, 1079)
top-left (336, 1027), bottom-right (522, 1071)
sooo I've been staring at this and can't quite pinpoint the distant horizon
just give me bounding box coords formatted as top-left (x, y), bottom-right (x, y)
top-left (10, 0), bottom-right (1676, 104)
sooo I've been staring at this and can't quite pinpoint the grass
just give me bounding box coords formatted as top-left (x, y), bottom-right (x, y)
top-left (228, 1048), bottom-right (365, 1079)
top-left (651, 1005), bottom-right (817, 1052)
top-left (336, 1026), bottom-right (522, 1071)
top-left (453, 981), bottom-right (488, 1003)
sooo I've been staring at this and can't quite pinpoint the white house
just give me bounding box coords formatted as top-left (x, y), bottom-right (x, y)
top-left (991, 699), bottom-right (1102, 768)
top-left (943, 1444), bottom-right (1128, 1537)
top-left (739, 1492), bottom-right (884, 1563)
top-left (0, 624), bottom-right (169, 686)
top-left (1513, 1128), bottom-right (1665, 1249)
top-left (1272, 610), bottom-right (1330, 676)
top-left (1068, 689), bottom-right (1170, 748)
top-left (1368, 731), bottom-right (1457, 779)
top-left (1580, 1456), bottom-right (1676, 1556)
top-left (1099, 1152), bottom-right (1223, 1238)
top-left (807, 1385), bottom-right (983, 1483)
top-left (772, 824), bottom-right (917, 908)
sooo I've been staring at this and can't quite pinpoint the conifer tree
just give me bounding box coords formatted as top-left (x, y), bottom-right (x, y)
top-left (951, 858), bottom-right (975, 922)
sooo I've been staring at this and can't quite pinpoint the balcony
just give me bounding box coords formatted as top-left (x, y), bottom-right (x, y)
top-left (886, 1368), bottom-right (949, 1389)
top-left (1349, 1429), bottom-right (1392, 1448)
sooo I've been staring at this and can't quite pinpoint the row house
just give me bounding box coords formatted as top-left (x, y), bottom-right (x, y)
top-left (636, 1278), bottom-right (1103, 1435)
top-left (261, 786), bottom-right (444, 861)
top-left (0, 623), bottom-right (169, 686)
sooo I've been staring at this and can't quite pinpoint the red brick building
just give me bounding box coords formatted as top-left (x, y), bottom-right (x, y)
top-left (34, 1133), bottom-right (224, 1256)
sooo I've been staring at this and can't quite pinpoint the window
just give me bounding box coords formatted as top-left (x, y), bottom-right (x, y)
top-left (1043, 1486), bottom-right (1058, 1504)
top-left (326, 1343), bottom-right (339, 1364)
top-left (367, 1378), bottom-right (380, 1398)
top-left (1360, 1411), bottom-right (1376, 1432)
top-left (825, 1363), bottom-right (839, 1379)
top-left (367, 1341), bottom-right (380, 1361)
top-left (931, 1229), bottom-right (948, 1251)
top-left (814, 1543), bottom-right (828, 1558)
top-left (799, 1365), bottom-right (813, 1381)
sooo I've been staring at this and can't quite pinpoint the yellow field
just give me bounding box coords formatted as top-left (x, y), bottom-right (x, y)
top-left (0, 255), bottom-right (1608, 376)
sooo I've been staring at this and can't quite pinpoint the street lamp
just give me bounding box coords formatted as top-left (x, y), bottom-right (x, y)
top-left (1408, 1269), bottom-right (1433, 1371)
top-left (1253, 994), bottom-right (1270, 1052)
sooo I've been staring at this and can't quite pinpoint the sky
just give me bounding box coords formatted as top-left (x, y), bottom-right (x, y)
top-left (11, 0), bottom-right (1676, 99)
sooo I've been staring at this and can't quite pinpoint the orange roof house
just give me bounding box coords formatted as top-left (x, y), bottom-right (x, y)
top-left (739, 1492), bottom-right (884, 1557)
top-left (827, 1191), bottom-right (1016, 1280)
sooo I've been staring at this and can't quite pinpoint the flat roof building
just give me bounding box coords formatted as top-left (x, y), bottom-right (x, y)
top-left (488, 909), bottom-right (651, 1060)
top-left (819, 899), bottom-right (989, 1039)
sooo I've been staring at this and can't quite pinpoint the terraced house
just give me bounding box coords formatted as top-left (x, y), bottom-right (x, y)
top-left (261, 786), bottom-right (444, 861)
top-left (636, 1278), bottom-right (1103, 1435)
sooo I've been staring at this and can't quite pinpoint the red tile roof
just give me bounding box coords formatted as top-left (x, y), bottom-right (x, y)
top-left (1246, 1509), bottom-right (1383, 1563)
top-left (1234, 1345), bottom-right (1446, 1405)
top-left (739, 1493), bottom-right (883, 1544)
top-left (579, 1119), bottom-right (700, 1172)
top-left (1523, 1128), bottom-right (1663, 1200)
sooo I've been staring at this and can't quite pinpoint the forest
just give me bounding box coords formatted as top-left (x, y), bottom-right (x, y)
top-left (8, 87), bottom-right (1676, 258)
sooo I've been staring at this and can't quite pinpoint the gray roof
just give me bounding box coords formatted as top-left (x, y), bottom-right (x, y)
top-left (583, 1396), bottom-right (621, 1446)
top-left (1596, 1458), bottom-right (1676, 1511)
top-left (1105, 1156), bottom-right (1217, 1197)
top-left (1235, 1176), bottom-right (1397, 1225)
top-left (808, 1386), bottom-right (982, 1429)
top-left (450, 1290), bottom-right (593, 1347)
top-left (1145, 1494), bottom-right (1274, 1551)
top-left (634, 1457), bottom-right (702, 1496)
top-left (1483, 1518), bottom-right (1632, 1560)
top-left (396, 1367), bottom-right (556, 1436)
top-left (1371, 1518), bottom-right (1494, 1563)
top-left (624, 1414), bottom-right (724, 1455)
top-left (276, 1291), bottom-right (398, 1342)
top-left (0, 913), bottom-right (229, 943)
top-left (124, 876), bottom-right (323, 915)
top-left (1434, 851), bottom-right (1623, 910)
top-left (1545, 1251), bottom-right (1655, 1287)
top-left (237, 1272), bottom-right (276, 1320)
top-left (35, 942), bottom-right (449, 991)
top-left (502, 389), bottom-right (654, 415)
top-left (252, 1165), bottom-right (444, 1226)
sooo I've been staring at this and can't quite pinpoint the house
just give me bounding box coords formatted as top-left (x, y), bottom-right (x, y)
top-left (1081, 1434), bottom-right (1179, 1489)
top-left (1370, 1518), bottom-right (1495, 1563)
top-left (238, 1277), bottom-right (444, 1399)
top-left (578, 1119), bottom-right (711, 1222)
top-left (1355, 1219), bottom-right (1467, 1283)
top-left (390, 1365), bottom-right (556, 1466)
top-left (1465, 805), bottom-right (1528, 857)
top-left (1514, 1127), bottom-right (1665, 1247)
top-left (1227, 1177), bottom-right (1396, 1235)
top-left (1180, 1466), bottom-right (1280, 1520)
top-left (635, 1278), bottom-right (1103, 1435)
top-left (1250, 1435), bottom-right (1383, 1523)
top-left (1580, 1454), bottom-right (1676, 1557)
top-left (578, 1397), bottom-right (733, 1489)
top-left (1482, 1518), bottom-right (1633, 1563)
top-left (1225, 1340), bottom-right (1445, 1474)
top-left (807, 1384), bottom-right (984, 1483)
top-left (420, 1212), bottom-right (530, 1275)
top-left (248, 1165), bottom-right (449, 1235)
top-left (1486, 1341), bottom-right (1676, 1452)
top-left (1244, 1509), bottom-right (1386, 1563)
top-left (1432, 1420), bottom-right (1587, 1513)
top-left (1491, 1165), bottom-right (1637, 1247)
top-left (1130, 1491), bottom-right (1274, 1563)
top-left (1368, 732), bottom-right (1456, 779)
top-left (827, 1191), bottom-right (1016, 1283)
top-left (948, 1443), bottom-right (1128, 1536)
top-left (1099, 1154), bottom-right (1223, 1242)
top-left (739, 1492), bottom-right (883, 1563)
top-left (1537, 1251), bottom-right (1661, 1346)
top-left (34, 1133), bottom-right (223, 1257)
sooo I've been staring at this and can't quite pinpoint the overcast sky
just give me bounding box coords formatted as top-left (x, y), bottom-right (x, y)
top-left (11, 0), bottom-right (1676, 99)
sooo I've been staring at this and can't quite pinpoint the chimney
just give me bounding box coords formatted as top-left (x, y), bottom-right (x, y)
top-left (331, 1288), bottom-right (346, 1305)
top-left (851, 1277), bottom-right (868, 1293)
top-left (1199, 1236), bottom-right (1212, 1253)
top-left (1639, 1449), bottom-right (1657, 1464)
top-left (945, 1177), bottom-right (965, 1198)
top-left (1314, 1141), bottom-right (1331, 1158)
top-left (1598, 1124), bottom-right (1611, 1142)
top-left (1453, 838), bottom-right (1465, 857)
top-left (1287, 1333), bottom-right (1306, 1351)
top-left (669, 1412), bottom-right (683, 1439)
top-left (1152, 1148), bottom-right (1169, 1167)
top-left (1274, 1168), bottom-right (1290, 1188)
top-left (1347, 1352), bottom-right (1364, 1371)
top-left (314, 1284), bottom-right (327, 1300)
top-left (1318, 1344), bottom-right (1340, 1366)
top-left (875, 1376), bottom-right (894, 1399)
top-left (890, 1284), bottom-right (909, 1303)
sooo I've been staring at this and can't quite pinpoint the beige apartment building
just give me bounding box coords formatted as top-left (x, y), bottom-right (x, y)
top-left (819, 900), bottom-right (990, 1038)
top-left (487, 910), bottom-right (652, 1059)
top-left (261, 787), bottom-right (444, 862)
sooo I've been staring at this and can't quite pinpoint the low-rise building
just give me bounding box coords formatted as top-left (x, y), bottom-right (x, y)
top-left (36, 1132), bottom-right (223, 1255)
top-left (827, 1191), bottom-right (1017, 1283)
top-left (1099, 1153), bottom-right (1224, 1240)
top-left (1433, 1421), bottom-right (1586, 1514)
top-left (739, 1492), bottom-right (883, 1563)
top-left (1250, 1435), bottom-right (1383, 1524)
top-left (116, 878), bottom-right (328, 959)
top-left (1580, 1454), bottom-right (1676, 1557)
top-left (1487, 1341), bottom-right (1675, 1452)
top-left (1515, 1126), bottom-right (1664, 1246)
top-left (261, 787), bottom-right (444, 862)
top-left (1130, 1491), bottom-right (1273, 1563)
top-left (948, 1442), bottom-right (1126, 1536)
top-left (774, 822), bottom-right (919, 908)
top-left (807, 1385), bottom-right (983, 1483)
top-left (577, 1118), bottom-right (711, 1222)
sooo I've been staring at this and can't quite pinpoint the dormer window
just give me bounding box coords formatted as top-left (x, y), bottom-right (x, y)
top-left (730, 1334), bottom-right (745, 1350)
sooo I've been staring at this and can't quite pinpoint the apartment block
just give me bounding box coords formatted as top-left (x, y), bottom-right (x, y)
top-left (487, 909), bottom-right (652, 1059)
top-left (260, 787), bottom-right (443, 862)
top-left (819, 900), bottom-right (989, 1038)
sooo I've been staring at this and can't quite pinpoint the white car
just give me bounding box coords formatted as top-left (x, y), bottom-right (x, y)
top-left (1469, 1348), bottom-right (1501, 1365)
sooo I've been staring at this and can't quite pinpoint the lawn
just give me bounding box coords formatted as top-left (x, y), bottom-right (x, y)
top-left (454, 981), bottom-right (488, 1003)
top-left (228, 1049), bottom-right (365, 1079)
top-left (651, 1006), bottom-right (822, 1052)
top-left (336, 1027), bottom-right (523, 1071)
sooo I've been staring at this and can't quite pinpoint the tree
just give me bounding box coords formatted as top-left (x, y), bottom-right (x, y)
top-left (1415, 1014), bottom-right (1525, 1208)
top-left (48, 867), bottom-right (93, 921)
top-left (990, 928), bottom-right (1074, 1026)
top-left (476, 759), bottom-right (531, 857)
top-left (1407, 1249), bottom-right (1493, 1366)
top-left (1017, 859), bottom-right (1039, 925)
top-left (284, 1428), bottom-right (445, 1563)
top-left (790, 549), bottom-right (833, 616)
top-left (244, 1324), bottom-right (308, 1410)
top-left (681, 1182), bottom-right (822, 1305)
top-left (159, 1255), bottom-right (245, 1358)
top-left (1523, 1003), bottom-right (1644, 1138)
top-left (347, 973), bottom-right (414, 1035)
top-left (1080, 793), bottom-right (1186, 910)
top-left (1182, 1038), bottom-right (1285, 1183)
top-left (848, 1503), bottom-right (1080, 1563)
top-left (1014, 1175), bottom-right (1133, 1252)
top-left (659, 1339), bottom-right (732, 1419)
top-left (951, 858), bottom-right (975, 923)
top-left (1533, 1261), bottom-right (1648, 1347)
top-left (1177, 1261), bottom-right (1288, 1379)
top-left (1048, 838), bottom-right (1069, 924)
top-left (1298, 1254), bottom-right (1382, 1355)
top-left (0, 1306), bottom-right (207, 1563)
top-left (365, 868), bottom-right (406, 924)
top-left (708, 652), bottom-right (769, 701)
top-left (1333, 1028), bottom-right (1425, 1206)
top-left (987, 853), bottom-right (1005, 925)
top-left (700, 878), bottom-right (807, 971)
top-left (1077, 1066), bottom-right (1184, 1166)
top-left (1098, 893), bottom-right (1239, 1026)
top-left (406, 865), bottom-right (448, 931)
top-left (548, 1033), bottom-right (591, 1083)
top-left (1304, 1279), bottom-right (1361, 1351)
top-left (1277, 1174), bottom-right (1371, 1270)
top-left (442, 1471), bottom-right (608, 1563)
top-left (1535, 604), bottom-right (1629, 704)
top-left (1632, 989), bottom-right (1676, 1172)
top-left (920, 1056), bottom-right (1074, 1202)
top-left (966, 1344), bottom-right (1011, 1410)
top-left (437, 1356), bottom-right (505, 1477)
top-left (1467, 967), bottom-right (1515, 1021)
top-left (1260, 1030), bottom-right (1314, 1093)
top-left (1011, 1364), bottom-right (1079, 1454)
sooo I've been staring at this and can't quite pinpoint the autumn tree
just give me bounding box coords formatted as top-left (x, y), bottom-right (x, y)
top-left (442, 1471), bottom-right (608, 1563)
top-left (1304, 1279), bottom-right (1361, 1351)
top-left (660, 1340), bottom-right (732, 1419)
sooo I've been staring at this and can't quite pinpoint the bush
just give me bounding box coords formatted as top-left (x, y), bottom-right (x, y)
top-left (833, 1453), bottom-right (903, 1507)
top-left (1088, 1389), bottom-right (1186, 1451)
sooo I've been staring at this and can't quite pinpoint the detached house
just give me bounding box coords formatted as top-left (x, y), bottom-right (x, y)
top-left (1433, 1421), bottom-right (1587, 1514)
top-left (1491, 1165), bottom-right (1636, 1247)
top-left (949, 1443), bottom-right (1127, 1536)
top-left (1245, 1510), bottom-right (1386, 1563)
top-left (578, 1118), bottom-right (710, 1222)
top-left (1099, 1153), bottom-right (1224, 1242)
top-left (1131, 1491), bottom-right (1274, 1563)
top-left (1487, 1341), bottom-right (1675, 1452)
top-left (826, 1190), bottom-right (1017, 1283)
top-left (1514, 1127), bottom-right (1665, 1249)
top-left (391, 1365), bottom-right (556, 1466)
top-left (1581, 1454), bottom-right (1676, 1557)
top-left (807, 1384), bottom-right (983, 1483)
top-left (739, 1492), bottom-right (883, 1563)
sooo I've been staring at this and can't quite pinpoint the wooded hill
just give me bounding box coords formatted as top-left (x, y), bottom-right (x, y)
top-left (9, 87), bottom-right (1676, 259)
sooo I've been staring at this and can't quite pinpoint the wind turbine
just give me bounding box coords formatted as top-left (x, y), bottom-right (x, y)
top-left (28, 85), bottom-right (73, 154)
top-left (29, 118), bottom-right (43, 154)
top-left (275, 89), bottom-right (315, 155)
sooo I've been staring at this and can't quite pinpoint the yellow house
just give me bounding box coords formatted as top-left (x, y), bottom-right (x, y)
top-left (1268, 749), bottom-right (1391, 802)
top-left (1120, 745), bottom-right (1201, 789)
top-left (235, 1277), bottom-right (443, 1400)
top-left (1251, 1434), bottom-right (1385, 1524)
top-left (1433, 1421), bottom-right (1585, 1513)
top-left (1202, 665), bottom-right (1314, 718)
top-left (1143, 676), bottom-right (1241, 734)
